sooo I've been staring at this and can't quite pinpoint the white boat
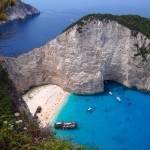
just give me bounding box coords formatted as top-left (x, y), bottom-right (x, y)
top-left (87, 107), bottom-right (95, 112)
top-left (109, 91), bottom-right (113, 95)
top-left (116, 96), bottom-right (122, 102)
top-left (88, 107), bottom-right (93, 111)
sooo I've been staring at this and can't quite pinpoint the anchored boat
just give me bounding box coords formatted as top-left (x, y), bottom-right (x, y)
top-left (87, 106), bottom-right (96, 113)
top-left (116, 96), bottom-right (122, 102)
top-left (108, 91), bottom-right (113, 95)
top-left (54, 122), bottom-right (78, 129)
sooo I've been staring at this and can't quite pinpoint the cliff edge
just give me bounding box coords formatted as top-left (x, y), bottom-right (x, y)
top-left (1, 14), bottom-right (150, 94)
top-left (0, 0), bottom-right (39, 23)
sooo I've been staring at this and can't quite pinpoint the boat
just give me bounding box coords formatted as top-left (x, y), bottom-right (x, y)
top-left (116, 96), bottom-right (122, 102)
top-left (88, 107), bottom-right (93, 111)
top-left (87, 107), bottom-right (95, 113)
top-left (108, 91), bottom-right (113, 95)
top-left (54, 122), bottom-right (78, 129)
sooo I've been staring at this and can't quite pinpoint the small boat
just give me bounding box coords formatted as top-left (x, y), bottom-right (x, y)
top-left (54, 122), bottom-right (78, 129)
top-left (116, 96), bottom-right (122, 102)
top-left (108, 91), bottom-right (113, 95)
top-left (87, 107), bottom-right (95, 113)
top-left (88, 107), bottom-right (93, 111)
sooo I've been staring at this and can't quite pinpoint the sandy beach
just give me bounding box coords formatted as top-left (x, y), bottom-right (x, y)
top-left (22, 85), bottom-right (69, 127)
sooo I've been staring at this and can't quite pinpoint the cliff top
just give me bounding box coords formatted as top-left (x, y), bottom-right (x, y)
top-left (0, 0), bottom-right (16, 21)
top-left (0, 0), bottom-right (39, 23)
top-left (64, 14), bottom-right (150, 38)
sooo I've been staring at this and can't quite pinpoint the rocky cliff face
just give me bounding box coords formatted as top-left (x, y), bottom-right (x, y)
top-left (1, 18), bottom-right (150, 94)
top-left (4, 0), bottom-right (39, 22)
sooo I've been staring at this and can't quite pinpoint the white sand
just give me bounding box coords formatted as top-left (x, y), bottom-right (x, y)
top-left (22, 85), bottom-right (69, 127)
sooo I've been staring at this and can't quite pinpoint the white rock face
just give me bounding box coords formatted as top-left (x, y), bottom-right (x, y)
top-left (5, 0), bottom-right (39, 22)
top-left (1, 20), bottom-right (150, 94)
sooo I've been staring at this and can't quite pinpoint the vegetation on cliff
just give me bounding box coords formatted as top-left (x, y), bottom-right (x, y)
top-left (0, 64), bottom-right (95, 150)
top-left (64, 14), bottom-right (150, 38)
top-left (0, 64), bottom-right (14, 126)
top-left (134, 42), bottom-right (150, 61)
top-left (64, 13), bottom-right (150, 60)
top-left (0, 0), bottom-right (16, 21)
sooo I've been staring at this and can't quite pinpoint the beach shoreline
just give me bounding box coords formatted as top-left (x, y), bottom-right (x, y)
top-left (22, 85), bottom-right (69, 127)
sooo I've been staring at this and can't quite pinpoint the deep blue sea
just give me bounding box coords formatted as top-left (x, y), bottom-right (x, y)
top-left (54, 82), bottom-right (150, 150)
top-left (0, 1), bottom-right (150, 150)
top-left (0, 0), bottom-right (150, 56)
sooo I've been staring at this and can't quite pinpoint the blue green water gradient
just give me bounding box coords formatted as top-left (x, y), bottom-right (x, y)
top-left (54, 82), bottom-right (150, 150)
top-left (0, 1), bottom-right (150, 149)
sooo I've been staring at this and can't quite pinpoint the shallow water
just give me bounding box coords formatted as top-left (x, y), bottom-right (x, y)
top-left (0, 0), bottom-right (150, 56)
top-left (54, 82), bottom-right (150, 150)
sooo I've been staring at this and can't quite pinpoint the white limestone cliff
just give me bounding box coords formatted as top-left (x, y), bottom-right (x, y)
top-left (1, 19), bottom-right (150, 94)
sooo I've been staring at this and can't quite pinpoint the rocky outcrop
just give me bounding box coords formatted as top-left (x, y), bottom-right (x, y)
top-left (4, 0), bottom-right (39, 23)
top-left (1, 15), bottom-right (150, 94)
top-left (0, 64), bottom-right (32, 120)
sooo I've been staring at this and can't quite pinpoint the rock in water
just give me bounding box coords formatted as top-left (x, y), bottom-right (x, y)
top-left (1, 14), bottom-right (150, 95)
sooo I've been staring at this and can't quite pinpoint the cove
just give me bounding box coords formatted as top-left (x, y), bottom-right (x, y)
top-left (54, 81), bottom-right (150, 150)
top-left (0, 1), bottom-right (150, 149)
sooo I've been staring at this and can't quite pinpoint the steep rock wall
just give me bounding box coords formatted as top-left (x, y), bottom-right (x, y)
top-left (1, 20), bottom-right (150, 94)
top-left (3, 0), bottom-right (39, 23)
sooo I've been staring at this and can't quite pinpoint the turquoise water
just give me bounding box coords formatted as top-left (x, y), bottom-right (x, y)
top-left (54, 82), bottom-right (150, 150)
top-left (0, 1), bottom-right (150, 149)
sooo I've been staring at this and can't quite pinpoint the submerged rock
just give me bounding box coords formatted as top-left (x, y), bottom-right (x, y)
top-left (1, 14), bottom-right (150, 94)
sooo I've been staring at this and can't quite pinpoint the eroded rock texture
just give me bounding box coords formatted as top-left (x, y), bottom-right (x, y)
top-left (1, 19), bottom-right (150, 94)
top-left (5, 0), bottom-right (39, 22)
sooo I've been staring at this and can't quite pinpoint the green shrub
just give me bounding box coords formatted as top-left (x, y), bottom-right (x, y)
top-left (0, 64), bottom-right (94, 149)
top-left (134, 43), bottom-right (150, 61)
top-left (10, 0), bottom-right (16, 6)
top-left (0, 13), bottom-right (7, 21)
top-left (64, 14), bottom-right (150, 38)
top-left (0, 0), bottom-right (16, 21)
